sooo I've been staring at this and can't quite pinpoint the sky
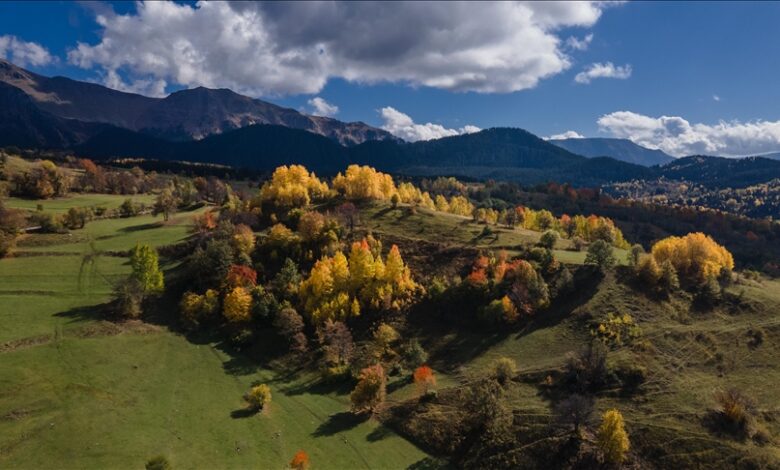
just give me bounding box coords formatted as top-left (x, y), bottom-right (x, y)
top-left (2, 1), bottom-right (780, 157)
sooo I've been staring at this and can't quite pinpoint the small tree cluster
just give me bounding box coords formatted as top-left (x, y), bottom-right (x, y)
top-left (651, 232), bottom-right (734, 283)
top-left (259, 165), bottom-right (329, 208)
top-left (299, 239), bottom-right (417, 323)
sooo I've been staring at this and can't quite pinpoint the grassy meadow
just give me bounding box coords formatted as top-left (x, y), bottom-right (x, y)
top-left (0, 196), bottom-right (431, 469)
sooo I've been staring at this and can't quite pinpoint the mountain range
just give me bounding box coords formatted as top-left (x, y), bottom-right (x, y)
top-left (0, 59), bottom-right (392, 146)
top-left (548, 137), bottom-right (675, 166)
top-left (3, 59), bottom-right (780, 188)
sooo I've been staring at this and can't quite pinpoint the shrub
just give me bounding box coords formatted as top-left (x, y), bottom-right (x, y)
top-left (145, 455), bottom-right (172, 470)
top-left (244, 384), bottom-right (272, 411)
top-left (491, 357), bottom-right (517, 386)
top-left (401, 339), bottom-right (428, 368)
top-left (289, 450), bottom-right (310, 470)
top-left (713, 388), bottom-right (755, 438)
top-left (413, 365), bottom-right (437, 396)
top-left (592, 313), bottom-right (641, 347)
top-left (539, 230), bottom-right (559, 249)
top-left (565, 342), bottom-right (609, 392)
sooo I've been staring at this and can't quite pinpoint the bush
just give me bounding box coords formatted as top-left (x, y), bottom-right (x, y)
top-left (565, 342), bottom-right (609, 392)
top-left (244, 384), bottom-right (272, 411)
top-left (597, 409), bottom-right (630, 465)
top-left (712, 388), bottom-right (755, 439)
top-left (539, 230), bottom-right (559, 249)
top-left (145, 455), bottom-right (172, 470)
top-left (491, 357), bottom-right (517, 386)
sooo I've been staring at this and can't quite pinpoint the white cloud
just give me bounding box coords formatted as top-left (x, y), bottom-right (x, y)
top-left (566, 33), bottom-right (593, 51)
top-left (713, 94), bottom-right (720, 102)
top-left (380, 107), bottom-right (480, 142)
top-left (307, 96), bottom-right (339, 117)
top-left (102, 69), bottom-right (167, 97)
top-left (0, 35), bottom-right (55, 67)
top-left (574, 62), bottom-right (632, 84)
top-left (597, 110), bottom-right (780, 157)
top-left (67, 1), bottom-right (612, 97)
top-left (546, 130), bottom-right (585, 140)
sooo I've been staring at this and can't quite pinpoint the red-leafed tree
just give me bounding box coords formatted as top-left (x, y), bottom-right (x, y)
top-left (413, 365), bottom-right (437, 396)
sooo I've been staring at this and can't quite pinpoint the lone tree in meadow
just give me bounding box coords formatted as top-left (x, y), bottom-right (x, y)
top-left (130, 243), bottom-right (164, 294)
top-left (585, 240), bottom-right (616, 271)
top-left (350, 364), bottom-right (387, 414)
top-left (244, 384), bottom-right (272, 411)
top-left (413, 365), bottom-right (437, 397)
top-left (153, 187), bottom-right (179, 222)
top-left (597, 409), bottom-right (630, 465)
top-left (289, 450), bottom-right (310, 470)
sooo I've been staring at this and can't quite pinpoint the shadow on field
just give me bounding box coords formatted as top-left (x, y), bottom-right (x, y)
top-left (366, 424), bottom-right (394, 442)
top-left (230, 407), bottom-right (258, 419)
top-left (119, 222), bottom-right (165, 233)
top-left (312, 411), bottom-right (367, 436)
top-left (55, 302), bottom-right (110, 324)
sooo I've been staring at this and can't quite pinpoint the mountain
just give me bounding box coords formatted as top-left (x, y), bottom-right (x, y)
top-left (549, 137), bottom-right (675, 166)
top-left (0, 59), bottom-right (392, 146)
top-left (73, 125), bottom-right (653, 186)
top-left (754, 151), bottom-right (780, 161)
top-left (0, 81), bottom-right (105, 149)
top-left (658, 155), bottom-right (780, 187)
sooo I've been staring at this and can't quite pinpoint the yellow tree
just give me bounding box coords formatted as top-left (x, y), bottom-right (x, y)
top-left (597, 409), bottom-right (630, 465)
top-left (223, 286), bottom-right (252, 323)
top-left (259, 165), bottom-right (329, 208)
top-left (651, 232), bottom-right (734, 282)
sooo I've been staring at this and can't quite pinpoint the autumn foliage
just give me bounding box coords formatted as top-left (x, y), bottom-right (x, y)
top-left (299, 238), bottom-right (416, 323)
top-left (597, 409), bottom-right (630, 465)
top-left (651, 232), bottom-right (734, 282)
top-left (259, 165), bottom-right (329, 208)
top-left (350, 364), bottom-right (387, 414)
top-left (413, 365), bottom-right (437, 396)
top-left (223, 286), bottom-right (253, 323)
top-left (289, 450), bottom-right (310, 470)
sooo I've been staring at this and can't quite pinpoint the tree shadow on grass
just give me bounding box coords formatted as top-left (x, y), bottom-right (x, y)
top-left (407, 457), bottom-right (452, 470)
top-left (366, 424), bottom-right (394, 442)
top-left (230, 407), bottom-right (258, 419)
top-left (276, 375), bottom-right (354, 397)
top-left (312, 411), bottom-right (367, 437)
top-left (387, 375), bottom-right (412, 394)
top-left (118, 222), bottom-right (165, 233)
top-left (54, 302), bottom-right (111, 324)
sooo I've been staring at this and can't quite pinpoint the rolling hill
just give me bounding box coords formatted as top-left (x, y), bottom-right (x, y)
top-left (549, 137), bottom-right (675, 166)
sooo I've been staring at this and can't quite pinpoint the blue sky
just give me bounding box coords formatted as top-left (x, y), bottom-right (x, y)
top-left (2, 1), bottom-right (780, 156)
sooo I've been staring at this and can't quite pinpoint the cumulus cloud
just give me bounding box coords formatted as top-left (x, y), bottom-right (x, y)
top-left (565, 33), bottom-right (593, 51)
top-left (307, 97), bottom-right (339, 117)
top-left (67, 1), bottom-right (611, 97)
top-left (713, 94), bottom-right (720, 102)
top-left (0, 35), bottom-right (55, 67)
top-left (574, 62), bottom-right (632, 84)
top-left (380, 107), bottom-right (480, 142)
top-left (597, 110), bottom-right (780, 157)
top-left (546, 130), bottom-right (585, 140)
top-left (102, 69), bottom-right (167, 97)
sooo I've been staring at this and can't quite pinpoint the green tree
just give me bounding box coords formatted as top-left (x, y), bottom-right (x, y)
top-left (130, 243), bottom-right (164, 294)
top-left (539, 230), bottom-right (559, 249)
top-left (153, 188), bottom-right (179, 221)
top-left (584, 240), bottom-right (616, 271)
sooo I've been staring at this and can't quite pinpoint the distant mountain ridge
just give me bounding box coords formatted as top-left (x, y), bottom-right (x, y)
top-left (549, 137), bottom-right (675, 166)
top-left (0, 59), bottom-right (393, 146)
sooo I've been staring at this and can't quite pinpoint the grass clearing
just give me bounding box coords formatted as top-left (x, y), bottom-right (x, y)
top-left (5, 194), bottom-right (156, 214)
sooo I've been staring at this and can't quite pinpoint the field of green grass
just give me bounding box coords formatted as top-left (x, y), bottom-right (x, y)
top-left (4, 193), bottom-right (156, 214)
top-left (0, 198), bottom-right (431, 469)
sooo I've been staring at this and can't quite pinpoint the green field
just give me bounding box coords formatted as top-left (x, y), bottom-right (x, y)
top-left (4, 193), bottom-right (156, 214)
top-left (0, 198), bottom-right (431, 469)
